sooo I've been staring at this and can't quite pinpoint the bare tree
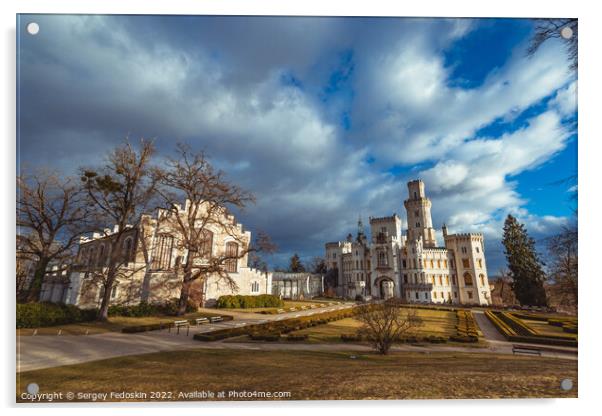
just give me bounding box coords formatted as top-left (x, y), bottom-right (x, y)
top-left (80, 139), bottom-right (157, 320)
top-left (306, 256), bottom-right (327, 274)
top-left (17, 171), bottom-right (92, 302)
top-left (546, 224), bottom-right (578, 311)
top-left (154, 144), bottom-right (275, 315)
top-left (355, 301), bottom-right (422, 355)
top-left (528, 18), bottom-right (577, 70)
top-left (494, 268), bottom-right (518, 306)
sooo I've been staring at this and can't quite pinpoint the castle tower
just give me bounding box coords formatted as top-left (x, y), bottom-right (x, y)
top-left (403, 179), bottom-right (437, 247)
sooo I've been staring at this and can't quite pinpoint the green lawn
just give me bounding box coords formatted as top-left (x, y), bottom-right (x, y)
top-left (16, 311), bottom-right (228, 336)
top-left (288, 307), bottom-right (458, 343)
top-left (16, 349), bottom-right (577, 401)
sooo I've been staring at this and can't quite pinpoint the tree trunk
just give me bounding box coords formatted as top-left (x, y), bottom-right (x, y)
top-left (177, 273), bottom-right (193, 316)
top-left (26, 258), bottom-right (50, 303)
top-left (97, 266), bottom-right (117, 321)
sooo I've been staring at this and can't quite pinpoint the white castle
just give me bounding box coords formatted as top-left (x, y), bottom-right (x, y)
top-left (325, 180), bottom-right (492, 305)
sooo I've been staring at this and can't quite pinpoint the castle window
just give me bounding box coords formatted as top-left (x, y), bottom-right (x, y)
top-left (467, 291), bottom-right (473, 300)
top-left (97, 244), bottom-right (105, 267)
top-left (461, 247), bottom-right (467, 254)
top-left (440, 291), bottom-right (444, 299)
top-left (476, 246), bottom-right (480, 253)
top-left (478, 259), bottom-right (483, 268)
top-left (454, 291), bottom-right (458, 298)
top-left (433, 292), bottom-right (437, 299)
top-left (110, 284), bottom-right (118, 299)
top-left (479, 274), bottom-right (485, 286)
top-left (225, 242), bottom-right (239, 273)
top-left (152, 234), bottom-right (174, 270)
top-left (437, 260), bottom-right (441, 268)
top-left (122, 238), bottom-right (133, 263)
top-left (430, 260), bottom-right (434, 269)
top-left (463, 272), bottom-right (473, 286)
top-left (431, 275), bottom-right (435, 285)
top-left (452, 275), bottom-right (457, 285)
top-left (403, 274), bottom-right (408, 284)
top-left (445, 276), bottom-right (449, 285)
top-left (415, 292), bottom-right (419, 299)
top-left (438, 275), bottom-right (442, 285)
top-left (402, 259), bottom-right (407, 268)
top-left (416, 222), bottom-right (420, 228)
top-left (199, 230), bottom-right (214, 258)
top-left (444, 260), bottom-right (448, 268)
top-left (462, 258), bottom-right (470, 268)
top-left (377, 250), bottom-right (388, 267)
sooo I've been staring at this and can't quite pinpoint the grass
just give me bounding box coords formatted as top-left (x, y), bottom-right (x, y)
top-left (288, 307), bottom-right (458, 343)
top-left (16, 349), bottom-right (577, 401)
top-left (522, 319), bottom-right (578, 339)
top-left (16, 311), bottom-right (228, 336)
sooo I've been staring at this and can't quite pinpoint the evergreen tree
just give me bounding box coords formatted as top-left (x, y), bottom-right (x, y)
top-left (288, 253), bottom-right (305, 273)
top-left (502, 215), bottom-right (548, 306)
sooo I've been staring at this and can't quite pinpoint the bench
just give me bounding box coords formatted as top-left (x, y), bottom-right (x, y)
top-left (209, 316), bottom-right (224, 323)
top-left (277, 308), bottom-right (285, 313)
top-left (171, 320), bottom-right (190, 335)
top-left (195, 317), bottom-right (209, 326)
top-left (512, 345), bottom-right (542, 356)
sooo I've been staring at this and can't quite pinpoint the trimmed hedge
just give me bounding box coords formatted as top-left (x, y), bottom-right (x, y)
top-left (195, 306), bottom-right (357, 342)
top-left (108, 299), bottom-right (196, 317)
top-left (17, 302), bottom-right (97, 328)
top-left (485, 310), bottom-right (578, 347)
top-left (216, 294), bottom-right (284, 309)
top-left (453, 310), bottom-right (479, 343)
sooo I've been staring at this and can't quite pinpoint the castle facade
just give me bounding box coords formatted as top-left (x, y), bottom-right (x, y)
top-left (325, 180), bottom-right (492, 305)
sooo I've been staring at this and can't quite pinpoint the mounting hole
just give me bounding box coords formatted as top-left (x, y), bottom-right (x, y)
top-left (27, 22), bottom-right (40, 35)
top-left (561, 26), bottom-right (573, 40)
top-left (560, 378), bottom-right (573, 391)
top-left (27, 382), bottom-right (39, 395)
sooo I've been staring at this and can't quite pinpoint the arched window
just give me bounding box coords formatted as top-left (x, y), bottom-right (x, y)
top-left (225, 241), bottom-right (238, 273)
top-left (199, 230), bottom-right (214, 258)
top-left (122, 238), bottom-right (133, 263)
top-left (97, 244), bottom-right (105, 267)
top-left (463, 272), bottom-right (473, 286)
top-left (377, 251), bottom-right (387, 267)
top-left (479, 274), bottom-right (485, 286)
top-left (87, 247), bottom-right (95, 266)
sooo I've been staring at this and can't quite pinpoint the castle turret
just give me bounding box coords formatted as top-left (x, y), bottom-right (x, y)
top-left (403, 180), bottom-right (437, 247)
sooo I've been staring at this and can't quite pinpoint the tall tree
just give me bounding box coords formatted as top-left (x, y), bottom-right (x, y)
top-left (154, 144), bottom-right (275, 315)
top-left (306, 256), bottom-right (327, 274)
top-left (288, 253), bottom-right (305, 273)
top-left (81, 139), bottom-right (157, 320)
top-left (546, 224), bottom-right (578, 311)
top-left (17, 171), bottom-right (92, 302)
top-left (502, 214), bottom-right (548, 306)
top-left (528, 19), bottom-right (577, 70)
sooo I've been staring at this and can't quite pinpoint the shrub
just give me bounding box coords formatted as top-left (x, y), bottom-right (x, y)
top-left (108, 299), bottom-right (196, 318)
top-left (249, 332), bottom-right (281, 341)
top-left (216, 294), bottom-right (284, 309)
top-left (340, 334), bottom-right (363, 342)
top-left (17, 302), bottom-right (97, 328)
top-left (286, 334), bottom-right (308, 341)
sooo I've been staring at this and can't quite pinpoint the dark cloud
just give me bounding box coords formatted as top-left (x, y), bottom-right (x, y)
top-left (17, 15), bottom-right (575, 270)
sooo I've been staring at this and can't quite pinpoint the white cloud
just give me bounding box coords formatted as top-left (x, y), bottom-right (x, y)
top-left (19, 15), bottom-right (577, 270)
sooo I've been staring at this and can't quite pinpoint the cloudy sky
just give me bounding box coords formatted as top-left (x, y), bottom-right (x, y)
top-left (17, 15), bottom-right (577, 272)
